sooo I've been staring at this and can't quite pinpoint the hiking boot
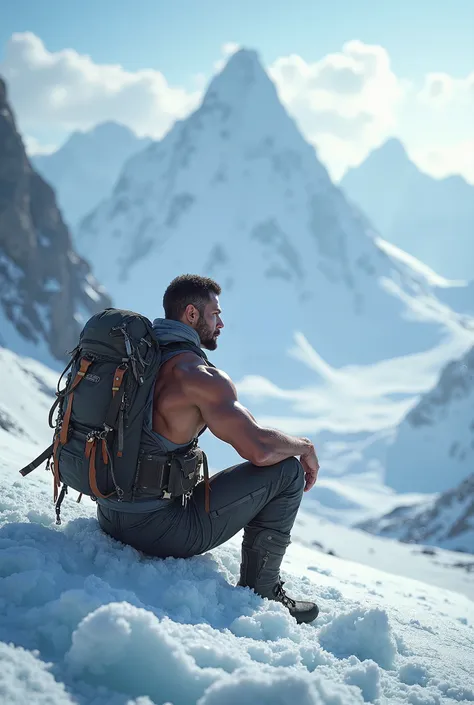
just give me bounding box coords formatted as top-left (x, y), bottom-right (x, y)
top-left (269, 580), bottom-right (319, 624)
top-left (237, 527), bottom-right (319, 624)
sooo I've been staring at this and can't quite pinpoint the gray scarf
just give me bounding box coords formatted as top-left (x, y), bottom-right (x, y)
top-left (152, 317), bottom-right (201, 349)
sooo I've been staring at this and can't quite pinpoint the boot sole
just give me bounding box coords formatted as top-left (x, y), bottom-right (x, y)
top-left (292, 604), bottom-right (320, 624)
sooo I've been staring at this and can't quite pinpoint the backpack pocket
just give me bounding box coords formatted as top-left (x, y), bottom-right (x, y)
top-left (59, 436), bottom-right (113, 498)
top-left (167, 448), bottom-right (203, 498)
top-left (133, 447), bottom-right (203, 501)
top-left (58, 447), bottom-right (94, 496)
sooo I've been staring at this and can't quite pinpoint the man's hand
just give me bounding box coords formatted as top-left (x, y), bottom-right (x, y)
top-left (300, 443), bottom-right (319, 492)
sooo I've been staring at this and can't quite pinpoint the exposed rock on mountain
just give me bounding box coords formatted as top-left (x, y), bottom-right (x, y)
top-left (0, 76), bottom-right (110, 365)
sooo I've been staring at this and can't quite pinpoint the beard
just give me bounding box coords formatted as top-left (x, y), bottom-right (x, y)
top-left (196, 318), bottom-right (219, 351)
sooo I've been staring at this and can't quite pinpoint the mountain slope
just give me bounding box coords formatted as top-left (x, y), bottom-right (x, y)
top-left (0, 346), bottom-right (58, 471)
top-left (0, 76), bottom-right (110, 366)
top-left (76, 49), bottom-right (474, 389)
top-left (385, 345), bottom-right (474, 493)
top-left (340, 139), bottom-right (474, 280)
top-left (358, 473), bottom-right (474, 554)
top-left (33, 122), bottom-right (151, 227)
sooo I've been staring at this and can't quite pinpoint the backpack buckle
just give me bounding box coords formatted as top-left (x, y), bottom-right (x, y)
top-left (86, 429), bottom-right (109, 442)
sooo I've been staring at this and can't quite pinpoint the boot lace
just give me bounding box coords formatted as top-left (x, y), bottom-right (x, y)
top-left (274, 581), bottom-right (296, 609)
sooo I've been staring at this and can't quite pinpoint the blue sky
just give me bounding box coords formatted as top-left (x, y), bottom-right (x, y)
top-left (1, 0), bottom-right (473, 85)
top-left (1, 0), bottom-right (473, 182)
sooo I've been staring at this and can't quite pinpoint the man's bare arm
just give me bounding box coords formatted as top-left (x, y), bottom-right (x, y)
top-left (183, 365), bottom-right (314, 467)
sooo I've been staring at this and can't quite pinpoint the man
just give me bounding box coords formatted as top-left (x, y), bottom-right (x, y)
top-left (97, 274), bottom-right (320, 623)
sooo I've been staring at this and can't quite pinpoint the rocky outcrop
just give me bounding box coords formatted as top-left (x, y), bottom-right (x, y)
top-left (0, 76), bottom-right (111, 361)
top-left (358, 473), bottom-right (474, 554)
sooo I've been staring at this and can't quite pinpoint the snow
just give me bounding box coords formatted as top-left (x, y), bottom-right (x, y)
top-left (43, 277), bottom-right (62, 293)
top-left (340, 139), bottom-right (474, 281)
top-left (0, 253), bottom-right (58, 368)
top-left (83, 283), bottom-right (101, 303)
top-left (0, 348), bottom-right (474, 705)
top-left (1, 460), bottom-right (474, 705)
top-left (374, 238), bottom-right (467, 290)
top-left (32, 122), bottom-right (151, 228)
top-left (385, 346), bottom-right (474, 493)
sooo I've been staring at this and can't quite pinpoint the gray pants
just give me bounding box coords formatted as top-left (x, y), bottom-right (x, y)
top-left (97, 456), bottom-right (304, 558)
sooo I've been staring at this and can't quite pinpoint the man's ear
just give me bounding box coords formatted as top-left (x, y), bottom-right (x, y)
top-left (184, 303), bottom-right (199, 324)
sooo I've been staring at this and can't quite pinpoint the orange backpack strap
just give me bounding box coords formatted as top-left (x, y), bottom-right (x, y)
top-left (59, 358), bottom-right (92, 445)
top-left (86, 438), bottom-right (115, 499)
top-left (101, 438), bottom-right (108, 464)
top-left (112, 366), bottom-right (127, 397)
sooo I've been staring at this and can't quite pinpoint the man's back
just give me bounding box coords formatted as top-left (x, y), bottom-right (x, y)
top-left (152, 351), bottom-right (208, 444)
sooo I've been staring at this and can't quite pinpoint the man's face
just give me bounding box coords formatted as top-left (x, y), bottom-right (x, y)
top-left (195, 293), bottom-right (224, 351)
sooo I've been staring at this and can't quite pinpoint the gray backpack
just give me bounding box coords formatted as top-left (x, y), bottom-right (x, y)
top-left (20, 308), bottom-right (210, 522)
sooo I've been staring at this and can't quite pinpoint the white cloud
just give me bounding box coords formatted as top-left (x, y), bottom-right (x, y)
top-left (418, 71), bottom-right (474, 106)
top-left (0, 32), bottom-right (200, 140)
top-left (268, 41), bottom-right (407, 179)
top-left (214, 42), bottom-right (241, 72)
top-left (411, 139), bottom-right (474, 183)
top-left (268, 41), bottom-right (474, 183)
top-left (23, 134), bottom-right (58, 156)
top-left (2, 32), bottom-right (473, 184)
top-left (222, 42), bottom-right (240, 57)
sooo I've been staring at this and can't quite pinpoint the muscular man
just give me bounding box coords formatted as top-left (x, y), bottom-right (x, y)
top-left (97, 275), bottom-right (320, 623)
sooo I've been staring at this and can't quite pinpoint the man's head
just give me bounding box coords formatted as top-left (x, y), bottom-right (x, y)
top-left (163, 274), bottom-right (224, 350)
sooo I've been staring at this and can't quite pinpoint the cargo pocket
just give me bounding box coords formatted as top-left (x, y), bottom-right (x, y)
top-left (209, 486), bottom-right (267, 519)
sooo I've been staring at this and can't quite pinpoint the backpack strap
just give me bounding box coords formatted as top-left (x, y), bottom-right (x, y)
top-left (160, 341), bottom-right (215, 368)
top-left (103, 364), bottom-right (128, 431)
top-left (48, 351), bottom-right (80, 429)
top-left (86, 438), bottom-right (115, 499)
top-left (59, 358), bottom-right (93, 444)
top-left (52, 434), bottom-right (61, 502)
top-left (19, 442), bottom-right (54, 477)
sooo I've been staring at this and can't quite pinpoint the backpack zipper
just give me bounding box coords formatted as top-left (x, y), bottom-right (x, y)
top-left (118, 399), bottom-right (125, 456)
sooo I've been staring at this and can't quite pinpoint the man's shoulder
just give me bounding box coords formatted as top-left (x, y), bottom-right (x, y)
top-left (176, 354), bottom-right (228, 380)
top-left (175, 356), bottom-right (234, 397)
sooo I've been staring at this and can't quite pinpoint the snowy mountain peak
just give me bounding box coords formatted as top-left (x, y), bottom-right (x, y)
top-left (60, 121), bottom-right (144, 154)
top-left (341, 138), bottom-right (474, 280)
top-left (370, 138), bottom-right (409, 162)
top-left (345, 138), bottom-right (416, 183)
top-left (33, 122), bottom-right (151, 227)
top-left (77, 53), bottom-right (473, 387)
top-left (193, 47), bottom-right (313, 156)
top-left (205, 48), bottom-right (267, 101)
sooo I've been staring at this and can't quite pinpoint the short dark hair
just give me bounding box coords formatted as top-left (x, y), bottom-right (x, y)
top-left (163, 274), bottom-right (222, 320)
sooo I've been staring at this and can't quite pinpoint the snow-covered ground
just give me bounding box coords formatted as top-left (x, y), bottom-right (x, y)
top-left (1, 349), bottom-right (474, 705)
